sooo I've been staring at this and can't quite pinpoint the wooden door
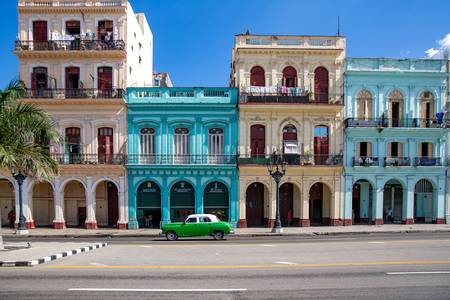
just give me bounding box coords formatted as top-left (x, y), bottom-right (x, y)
top-left (314, 67), bottom-right (329, 103)
top-left (309, 183), bottom-right (323, 224)
top-left (65, 67), bottom-right (80, 96)
top-left (314, 126), bottom-right (329, 165)
top-left (250, 125), bottom-right (265, 158)
top-left (65, 127), bottom-right (81, 163)
top-left (250, 66), bottom-right (265, 87)
top-left (98, 127), bottom-right (113, 163)
top-left (246, 183), bottom-right (265, 227)
top-left (98, 67), bottom-right (113, 97)
top-left (280, 183), bottom-right (293, 226)
top-left (107, 182), bottom-right (118, 227)
top-left (33, 21), bottom-right (48, 50)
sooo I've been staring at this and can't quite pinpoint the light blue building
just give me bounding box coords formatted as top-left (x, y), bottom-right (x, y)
top-left (126, 88), bottom-right (239, 229)
top-left (343, 58), bottom-right (449, 225)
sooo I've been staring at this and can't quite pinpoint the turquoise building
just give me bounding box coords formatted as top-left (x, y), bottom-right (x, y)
top-left (343, 58), bottom-right (449, 225)
top-left (126, 88), bottom-right (239, 229)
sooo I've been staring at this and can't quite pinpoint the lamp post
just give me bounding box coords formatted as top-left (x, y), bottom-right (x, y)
top-left (267, 151), bottom-right (287, 234)
top-left (12, 170), bottom-right (28, 235)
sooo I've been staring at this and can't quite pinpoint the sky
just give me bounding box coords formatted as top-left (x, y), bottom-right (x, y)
top-left (1, 0), bottom-right (450, 87)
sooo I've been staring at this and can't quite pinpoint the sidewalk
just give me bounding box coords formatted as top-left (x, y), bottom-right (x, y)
top-left (2, 224), bottom-right (450, 238)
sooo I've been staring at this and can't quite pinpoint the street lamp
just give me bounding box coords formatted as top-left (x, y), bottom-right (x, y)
top-left (266, 151), bottom-right (287, 234)
top-left (12, 170), bottom-right (28, 235)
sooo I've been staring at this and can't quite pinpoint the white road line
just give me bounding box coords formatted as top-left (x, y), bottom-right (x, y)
top-left (89, 262), bottom-right (108, 266)
top-left (387, 271), bottom-right (450, 275)
top-left (68, 288), bottom-right (247, 292)
top-left (260, 244), bottom-right (276, 247)
top-left (139, 245), bottom-right (153, 248)
top-left (368, 241), bottom-right (386, 244)
top-left (274, 261), bottom-right (297, 265)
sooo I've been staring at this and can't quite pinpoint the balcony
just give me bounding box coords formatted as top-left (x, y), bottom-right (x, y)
top-left (240, 86), bottom-right (342, 105)
top-left (24, 88), bottom-right (124, 99)
top-left (127, 155), bottom-right (237, 165)
top-left (18, 0), bottom-right (126, 7)
top-left (238, 154), bottom-right (343, 166)
top-left (234, 35), bottom-right (345, 50)
top-left (414, 157), bottom-right (442, 167)
top-left (51, 153), bottom-right (125, 165)
top-left (353, 156), bottom-right (380, 167)
top-left (345, 118), bottom-right (448, 128)
top-left (384, 157), bottom-right (411, 167)
top-left (15, 40), bottom-right (125, 52)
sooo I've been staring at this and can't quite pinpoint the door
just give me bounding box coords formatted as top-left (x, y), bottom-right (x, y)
top-left (107, 182), bottom-right (118, 227)
top-left (314, 126), bottom-right (329, 165)
top-left (181, 217), bottom-right (198, 236)
top-left (65, 67), bottom-right (80, 98)
top-left (33, 20), bottom-right (48, 50)
top-left (65, 127), bottom-right (81, 164)
top-left (280, 183), bottom-right (294, 226)
top-left (392, 102), bottom-right (400, 127)
top-left (98, 67), bottom-right (113, 97)
top-left (246, 183), bottom-right (265, 227)
top-left (66, 20), bottom-right (81, 50)
top-left (314, 67), bottom-right (329, 103)
top-left (250, 125), bottom-right (265, 158)
top-left (309, 183), bottom-right (323, 224)
top-left (98, 20), bottom-right (114, 42)
top-left (98, 127), bottom-right (113, 163)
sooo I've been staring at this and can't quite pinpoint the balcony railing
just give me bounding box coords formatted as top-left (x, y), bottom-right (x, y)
top-left (414, 157), bottom-right (442, 167)
top-left (345, 118), bottom-right (449, 128)
top-left (127, 155), bottom-right (237, 165)
top-left (15, 40), bottom-right (125, 52)
top-left (19, 0), bottom-right (126, 7)
top-left (240, 86), bottom-right (342, 104)
top-left (235, 35), bottom-right (345, 50)
top-left (384, 157), bottom-right (411, 167)
top-left (51, 153), bottom-right (125, 165)
top-left (238, 154), bottom-right (343, 166)
top-left (353, 156), bottom-right (380, 167)
top-left (24, 88), bottom-right (124, 99)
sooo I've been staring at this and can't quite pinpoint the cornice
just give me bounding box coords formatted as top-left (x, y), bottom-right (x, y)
top-left (14, 50), bottom-right (126, 60)
top-left (18, 7), bottom-right (126, 15)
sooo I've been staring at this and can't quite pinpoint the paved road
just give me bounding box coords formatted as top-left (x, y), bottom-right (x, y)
top-left (1, 233), bottom-right (450, 299)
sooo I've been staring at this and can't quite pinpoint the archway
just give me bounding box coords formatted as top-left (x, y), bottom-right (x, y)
top-left (137, 181), bottom-right (161, 228)
top-left (414, 179), bottom-right (434, 223)
top-left (280, 183), bottom-right (294, 226)
top-left (0, 179), bottom-right (15, 228)
top-left (352, 180), bottom-right (373, 224)
top-left (204, 182), bottom-right (229, 221)
top-left (170, 181), bottom-right (195, 222)
top-left (383, 179), bottom-right (403, 223)
top-left (314, 67), bottom-right (329, 103)
top-left (63, 180), bottom-right (86, 227)
top-left (245, 182), bottom-right (267, 227)
top-left (250, 66), bottom-right (265, 87)
top-left (282, 66), bottom-right (297, 88)
top-left (95, 181), bottom-right (119, 227)
top-left (309, 182), bottom-right (332, 225)
top-left (32, 182), bottom-right (54, 227)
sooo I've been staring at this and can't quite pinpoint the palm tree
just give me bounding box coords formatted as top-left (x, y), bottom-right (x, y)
top-left (0, 79), bottom-right (61, 236)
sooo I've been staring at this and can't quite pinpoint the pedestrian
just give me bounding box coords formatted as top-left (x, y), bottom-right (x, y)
top-left (144, 214), bottom-right (150, 228)
top-left (387, 207), bottom-right (393, 223)
top-left (287, 209), bottom-right (292, 226)
top-left (8, 210), bottom-right (15, 228)
top-left (148, 214), bottom-right (153, 228)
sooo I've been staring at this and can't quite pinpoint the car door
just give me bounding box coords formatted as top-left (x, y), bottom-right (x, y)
top-left (197, 217), bottom-right (212, 236)
top-left (181, 217), bottom-right (198, 237)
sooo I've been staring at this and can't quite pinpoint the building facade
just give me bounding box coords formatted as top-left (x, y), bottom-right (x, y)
top-left (344, 58), bottom-right (449, 225)
top-left (3, 0), bottom-right (153, 229)
top-left (126, 87), bottom-right (239, 229)
top-left (231, 34), bottom-right (345, 227)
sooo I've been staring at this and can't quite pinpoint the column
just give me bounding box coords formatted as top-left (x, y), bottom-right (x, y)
top-left (53, 177), bottom-right (65, 229)
top-left (435, 176), bottom-right (446, 224)
top-left (161, 177), bottom-right (170, 225)
top-left (24, 178), bottom-right (35, 229)
top-left (330, 177), bottom-right (342, 226)
top-left (127, 176), bottom-right (138, 229)
top-left (117, 176), bottom-right (127, 229)
top-left (229, 175), bottom-right (238, 228)
top-left (299, 184), bottom-right (310, 227)
top-left (85, 176), bottom-right (97, 229)
top-left (237, 181), bottom-right (247, 228)
top-left (195, 177), bottom-right (203, 214)
top-left (373, 177), bottom-right (384, 225)
top-left (404, 177), bottom-right (415, 224)
top-left (266, 182), bottom-right (275, 228)
top-left (343, 175), bottom-right (353, 226)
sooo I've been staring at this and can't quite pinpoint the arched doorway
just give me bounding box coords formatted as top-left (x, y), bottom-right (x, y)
top-left (314, 67), bottom-right (329, 103)
top-left (314, 126), bottom-right (329, 165)
top-left (383, 179), bottom-right (403, 223)
top-left (95, 181), bottom-right (119, 227)
top-left (32, 182), bottom-right (54, 227)
top-left (414, 179), bottom-right (434, 223)
top-left (204, 182), bottom-right (229, 221)
top-left (245, 182), bottom-right (266, 227)
top-left (352, 180), bottom-right (373, 224)
top-left (280, 183), bottom-right (294, 226)
top-left (282, 66), bottom-right (297, 88)
top-left (137, 181), bottom-right (161, 228)
top-left (170, 181), bottom-right (195, 222)
top-left (0, 179), bottom-right (15, 228)
top-left (250, 124), bottom-right (266, 158)
top-left (63, 180), bottom-right (86, 227)
top-left (250, 66), bottom-right (265, 87)
top-left (282, 124), bottom-right (299, 164)
top-left (356, 90), bottom-right (373, 120)
top-left (309, 182), bottom-right (331, 225)
top-left (419, 91), bottom-right (435, 128)
top-left (388, 90), bottom-right (403, 127)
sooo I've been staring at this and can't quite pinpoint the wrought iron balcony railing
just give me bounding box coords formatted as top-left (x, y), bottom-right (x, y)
top-left (15, 40), bottom-right (125, 52)
top-left (127, 154), bottom-right (237, 165)
top-left (24, 88), bottom-right (124, 99)
top-left (51, 153), bottom-right (126, 165)
top-left (384, 157), bottom-right (411, 167)
top-left (240, 88), bottom-right (343, 105)
top-left (353, 156), bottom-right (380, 167)
top-left (345, 118), bottom-right (449, 128)
top-left (238, 154), bottom-right (343, 166)
top-left (414, 157), bottom-right (442, 167)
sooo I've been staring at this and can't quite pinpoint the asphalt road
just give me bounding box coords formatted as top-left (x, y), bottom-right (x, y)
top-left (1, 233), bottom-right (450, 299)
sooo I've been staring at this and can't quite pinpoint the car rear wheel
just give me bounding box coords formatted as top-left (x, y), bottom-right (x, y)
top-left (213, 231), bottom-right (224, 240)
top-left (166, 231), bottom-right (178, 241)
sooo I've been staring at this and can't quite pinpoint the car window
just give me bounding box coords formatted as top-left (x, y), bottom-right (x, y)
top-left (185, 217), bottom-right (197, 223)
top-left (200, 217), bottom-right (211, 223)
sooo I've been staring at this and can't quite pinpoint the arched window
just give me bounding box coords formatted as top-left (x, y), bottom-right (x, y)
top-left (356, 90), bottom-right (372, 120)
top-left (388, 90), bottom-right (403, 127)
top-left (314, 67), bottom-right (329, 103)
top-left (314, 126), bottom-right (329, 165)
top-left (174, 128), bottom-right (190, 163)
top-left (250, 124), bottom-right (265, 157)
top-left (282, 66), bottom-right (297, 88)
top-left (420, 91), bottom-right (435, 128)
top-left (250, 66), bottom-right (265, 87)
top-left (140, 128), bottom-right (155, 156)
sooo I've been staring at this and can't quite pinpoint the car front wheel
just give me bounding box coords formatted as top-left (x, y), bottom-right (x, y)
top-left (166, 231), bottom-right (178, 241)
top-left (213, 231), bottom-right (224, 240)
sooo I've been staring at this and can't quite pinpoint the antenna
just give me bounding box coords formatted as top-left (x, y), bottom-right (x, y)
top-left (337, 16), bottom-right (341, 36)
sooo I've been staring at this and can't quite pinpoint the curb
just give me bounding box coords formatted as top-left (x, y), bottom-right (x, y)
top-left (0, 242), bottom-right (108, 267)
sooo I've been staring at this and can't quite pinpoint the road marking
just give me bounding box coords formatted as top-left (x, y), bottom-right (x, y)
top-left (368, 241), bottom-right (386, 244)
top-left (68, 288), bottom-right (247, 292)
top-left (89, 262), bottom-right (107, 266)
top-left (139, 245), bottom-right (153, 248)
top-left (260, 244), bottom-right (277, 247)
top-left (274, 261), bottom-right (297, 265)
top-left (387, 271), bottom-right (450, 275)
top-left (45, 260), bottom-right (450, 270)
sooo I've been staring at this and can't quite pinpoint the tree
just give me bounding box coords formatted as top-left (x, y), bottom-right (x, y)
top-left (0, 79), bottom-right (61, 238)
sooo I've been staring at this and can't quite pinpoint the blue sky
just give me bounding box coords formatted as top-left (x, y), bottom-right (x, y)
top-left (1, 0), bottom-right (449, 87)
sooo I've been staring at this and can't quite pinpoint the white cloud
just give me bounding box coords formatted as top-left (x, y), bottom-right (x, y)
top-left (426, 33), bottom-right (450, 58)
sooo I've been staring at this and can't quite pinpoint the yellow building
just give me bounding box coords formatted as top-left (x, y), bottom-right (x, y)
top-left (0, 0), bottom-right (153, 229)
top-left (231, 34), bottom-right (345, 227)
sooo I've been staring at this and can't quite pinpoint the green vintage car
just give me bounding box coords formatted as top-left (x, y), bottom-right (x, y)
top-left (161, 214), bottom-right (234, 241)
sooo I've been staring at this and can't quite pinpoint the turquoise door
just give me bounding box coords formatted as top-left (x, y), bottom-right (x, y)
top-left (137, 181), bottom-right (161, 228)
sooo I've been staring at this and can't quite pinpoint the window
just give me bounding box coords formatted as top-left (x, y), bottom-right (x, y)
top-left (199, 217), bottom-right (212, 223)
top-left (65, 127), bottom-right (81, 163)
top-left (420, 142), bottom-right (433, 158)
top-left (98, 67), bottom-right (113, 97)
top-left (208, 128), bottom-right (224, 155)
top-left (174, 128), bottom-right (190, 163)
top-left (250, 124), bottom-right (265, 157)
top-left (98, 20), bottom-right (113, 42)
top-left (314, 67), bottom-right (329, 103)
top-left (98, 127), bottom-right (113, 163)
top-left (250, 66), bottom-right (265, 87)
top-left (140, 128), bottom-right (155, 162)
top-left (282, 66), bottom-right (297, 88)
top-left (31, 67), bottom-right (48, 91)
top-left (388, 90), bottom-right (403, 127)
top-left (420, 91), bottom-right (435, 128)
top-left (283, 125), bottom-right (298, 154)
top-left (185, 217), bottom-right (197, 223)
top-left (356, 90), bottom-right (373, 120)
top-left (314, 126), bottom-right (329, 165)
